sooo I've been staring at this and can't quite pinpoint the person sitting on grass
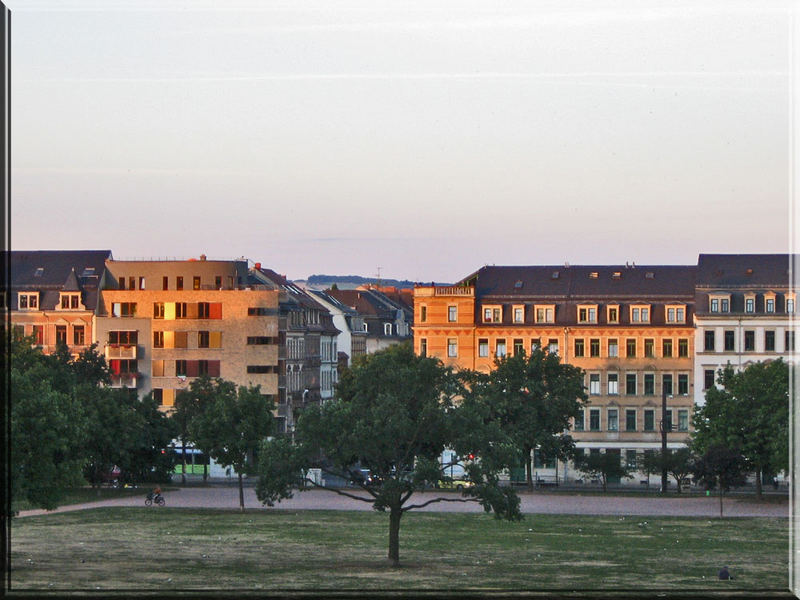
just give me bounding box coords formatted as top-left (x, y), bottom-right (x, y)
top-left (718, 566), bottom-right (733, 580)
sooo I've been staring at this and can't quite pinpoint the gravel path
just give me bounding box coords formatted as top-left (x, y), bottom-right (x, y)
top-left (17, 486), bottom-right (789, 519)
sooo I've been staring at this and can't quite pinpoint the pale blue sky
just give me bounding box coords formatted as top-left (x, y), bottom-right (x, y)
top-left (10, 0), bottom-right (792, 282)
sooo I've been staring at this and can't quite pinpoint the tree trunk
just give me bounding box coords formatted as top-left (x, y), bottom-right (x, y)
top-left (203, 461), bottom-right (208, 483)
top-left (388, 506), bottom-right (403, 567)
top-left (525, 446), bottom-right (534, 491)
top-left (719, 488), bottom-right (724, 518)
top-left (238, 472), bottom-right (245, 512)
top-left (755, 467), bottom-right (763, 500)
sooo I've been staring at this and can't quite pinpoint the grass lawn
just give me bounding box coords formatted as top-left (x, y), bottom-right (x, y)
top-left (9, 507), bottom-right (789, 593)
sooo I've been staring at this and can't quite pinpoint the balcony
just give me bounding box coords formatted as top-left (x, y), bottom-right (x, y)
top-left (435, 286), bottom-right (474, 297)
top-left (105, 344), bottom-right (137, 360)
top-left (110, 373), bottom-right (138, 389)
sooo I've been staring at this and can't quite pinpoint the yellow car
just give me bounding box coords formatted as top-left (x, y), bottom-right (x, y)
top-left (437, 479), bottom-right (474, 491)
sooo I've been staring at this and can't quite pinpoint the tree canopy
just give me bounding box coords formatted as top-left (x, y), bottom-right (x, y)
top-left (255, 343), bottom-right (522, 566)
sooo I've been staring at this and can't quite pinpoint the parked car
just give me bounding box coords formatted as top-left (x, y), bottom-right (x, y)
top-left (437, 478), bottom-right (474, 491)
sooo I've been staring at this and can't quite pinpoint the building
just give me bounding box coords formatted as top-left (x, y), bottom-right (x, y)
top-left (308, 289), bottom-right (368, 366)
top-left (414, 263), bottom-right (697, 483)
top-left (250, 266), bottom-right (340, 433)
top-left (97, 257), bottom-right (280, 408)
top-left (325, 287), bottom-right (413, 354)
top-left (693, 254), bottom-right (797, 407)
top-left (7, 250), bottom-right (113, 356)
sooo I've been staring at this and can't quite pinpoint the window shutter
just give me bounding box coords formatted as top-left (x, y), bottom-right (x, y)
top-left (210, 303), bottom-right (223, 319)
top-left (164, 302), bottom-right (176, 320)
top-left (152, 360), bottom-right (164, 377)
top-left (210, 331), bottom-right (222, 348)
top-left (162, 389), bottom-right (175, 407)
top-left (186, 360), bottom-right (199, 377)
top-left (208, 360), bottom-right (221, 377)
top-left (164, 331), bottom-right (175, 348)
top-left (175, 332), bottom-right (189, 348)
top-left (187, 303), bottom-right (199, 319)
top-left (109, 359), bottom-right (121, 375)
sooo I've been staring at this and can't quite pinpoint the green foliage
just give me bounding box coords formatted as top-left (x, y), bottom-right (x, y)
top-left (692, 445), bottom-right (748, 517)
top-left (475, 348), bottom-right (587, 488)
top-left (692, 361), bottom-right (789, 494)
top-left (255, 343), bottom-right (522, 564)
top-left (574, 451), bottom-right (632, 491)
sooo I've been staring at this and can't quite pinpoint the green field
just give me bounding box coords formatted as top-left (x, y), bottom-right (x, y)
top-left (9, 507), bottom-right (790, 593)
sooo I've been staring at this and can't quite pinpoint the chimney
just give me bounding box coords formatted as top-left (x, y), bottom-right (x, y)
top-left (200, 254), bottom-right (207, 261)
top-left (255, 262), bottom-right (261, 270)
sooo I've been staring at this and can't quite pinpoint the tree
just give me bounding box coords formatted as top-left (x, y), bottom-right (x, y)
top-left (574, 450), bottom-right (631, 492)
top-left (255, 343), bottom-right (521, 567)
top-left (118, 391), bottom-right (176, 485)
top-left (476, 349), bottom-right (587, 490)
top-left (171, 385), bottom-right (207, 484)
top-left (692, 360), bottom-right (789, 499)
top-left (637, 450), bottom-right (661, 490)
top-left (193, 381), bottom-right (275, 511)
top-left (692, 445), bottom-right (747, 517)
top-left (665, 448), bottom-right (694, 493)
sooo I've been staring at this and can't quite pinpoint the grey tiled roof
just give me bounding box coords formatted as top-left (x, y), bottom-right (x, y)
top-left (697, 254), bottom-right (796, 288)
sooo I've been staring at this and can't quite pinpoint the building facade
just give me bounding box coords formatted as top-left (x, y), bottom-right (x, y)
top-left (693, 254), bottom-right (797, 407)
top-left (414, 264), bottom-right (698, 483)
top-left (325, 288), bottom-right (413, 354)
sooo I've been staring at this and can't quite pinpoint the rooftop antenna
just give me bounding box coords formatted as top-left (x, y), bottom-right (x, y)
top-left (376, 266), bottom-right (382, 289)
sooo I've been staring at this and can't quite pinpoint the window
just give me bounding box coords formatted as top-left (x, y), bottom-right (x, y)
top-left (73, 325), bottom-right (85, 345)
top-left (548, 339), bottom-right (558, 354)
top-left (578, 305), bottom-right (597, 323)
top-left (704, 330), bottom-right (715, 352)
top-left (721, 298), bottom-right (729, 312)
top-left (153, 331), bottom-right (164, 348)
top-left (644, 373), bottom-right (655, 395)
top-left (154, 303), bottom-right (165, 319)
top-left (678, 339), bottom-right (688, 358)
top-left (704, 369), bottom-right (715, 390)
top-left (32, 325), bottom-right (44, 345)
top-left (607, 409), bottom-right (618, 431)
top-left (162, 276), bottom-right (169, 290)
top-left (535, 305), bottom-right (555, 323)
top-left (248, 307), bottom-right (276, 316)
top-left (176, 276), bottom-right (184, 290)
top-left (786, 331), bottom-right (795, 351)
top-left (626, 338), bottom-right (636, 358)
top-left (109, 330), bottom-right (138, 345)
top-left (724, 330), bottom-right (735, 351)
top-left (175, 360), bottom-right (188, 376)
top-left (384, 323), bottom-right (393, 336)
top-left (198, 331), bottom-right (210, 348)
top-left (630, 305), bottom-right (650, 323)
top-left (420, 306), bottom-right (427, 322)
top-left (625, 449), bottom-right (637, 470)
top-left (198, 302), bottom-right (210, 319)
top-left (175, 303), bottom-right (188, 319)
top-left (478, 339), bottom-right (489, 358)
top-left (447, 338), bottom-right (457, 358)
top-left (744, 330), bottom-right (755, 351)
top-left (678, 374), bottom-right (689, 396)
top-left (662, 374), bottom-right (673, 396)
top-left (574, 339), bottom-right (585, 357)
top-left (607, 305), bottom-right (619, 323)
top-left (574, 410), bottom-right (584, 432)
top-left (608, 339), bottom-right (618, 357)
top-left (118, 276), bottom-right (126, 290)
top-left (531, 338), bottom-right (541, 353)
top-left (128, 277), bottom-right (135, 291)
top-left (662, 339), bottom-right (673, 358)
top-left (709, 294), bottom-right (730, 313)
top-left (419, 339), bottom-right (427, 357)
top-left (644, 339), bottom-right (654, 358)
top-left (625, 409), bottom-right (636, 431)
top-left (198, 360), bottom-right (210, 376)
top-left (247, 365), bottom-right (276, 374)
top-left (666, 305), bottom-right (685, 323)
top-left (18, 293), bottom-right (38, 310)
top-left (60, 293), bottom-right (80, 309)
top-left (663, 410), bottom-right (673, 432)
top-left (589, 338), bottom-right (600, 357)
top-left (765, 330), bottom-right (776, 351)
top-left (513, 339), bottom-right (524, 356)
top-left (513, 306), bottom-right (524, 323)
top-left (787, 295), bottom-right (795, 313)
top-left (766, 297), bottom-right (775, 313)
top-left (55, 325), bottom-right (67, 345)
top-left (644, 409), bottom-right (655, 431)
top-left (678, 409), bottom-right (689, 432)
top-left (626, 373), bottom-right (637, 395)
top-left (608, 373), bottom-right (619, 395)
top-left (589, 409), bottom-right (600, 431)
top-left (248, 336), bottom-right (275, 345)
top-left (448, 305), bottom-right (457, 322)
top-left (710, 298), bottom-right (719, 312)
top-left (745, 297), bottom-right (755, 313)
top-left (496, 339), bottom-right (507, 357)
top-left (193, 276), bottom-right (201, 290)
top-left (215, 276), bottom-right (222, 289)
top-left (111, 302), bottom-right (137, 317)
top-left (589, 373), bottom-right (600, 395)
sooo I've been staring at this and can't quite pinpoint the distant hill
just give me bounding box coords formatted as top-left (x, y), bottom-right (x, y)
top-left (300, 274), bottom-right (451, 290)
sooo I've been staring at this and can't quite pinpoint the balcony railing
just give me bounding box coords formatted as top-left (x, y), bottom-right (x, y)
top-left (434, 286), bottom-right (474, 297)
top-left (105, 344), bottom-right (137, 359)
top-left (110, 374), bottom-right (138, 389)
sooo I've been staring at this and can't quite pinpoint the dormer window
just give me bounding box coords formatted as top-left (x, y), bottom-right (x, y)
top-left (589, 272), bottom-right (598, 279)
top-left (630, 304), bottom-right (650, 323)
top-left (34, 267), bottom-right (44, 277)
top-left (665, 304), bottom-right (686, 324)
top-left (534, 304), bottom-right (555, 323)
top-left (577, 304), bottom-right (598, 323)
top-left (18, 292), bottom-right (39, 310)
top-left (60, 293), bottom-right (81, 310)
top-left (787, 293), bottom-right (796, 314)
top-left (709, 294), bottom-right (731, 313)
top-left (744, 294), bottom-right (755, 314)
top-left (607, 305), bottom-right (619, 324)
top-left (765, 293), bottom-right (776, 313)
top-left (512, 305), bottom-right (525, 323)
top-left (482, 305), bottom-right (502, 323)
top-left (384, 322), bottom-right (393, 336)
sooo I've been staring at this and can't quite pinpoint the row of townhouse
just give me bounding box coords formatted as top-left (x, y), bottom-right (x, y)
top-left (414, 254), bottom-right (797, 484)
top-left (5, 251), bottom-right (412, 436)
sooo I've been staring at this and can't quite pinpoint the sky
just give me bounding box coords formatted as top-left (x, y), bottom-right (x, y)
top-left (9, 0), bottom-right (794, 283)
